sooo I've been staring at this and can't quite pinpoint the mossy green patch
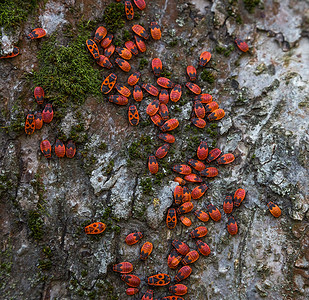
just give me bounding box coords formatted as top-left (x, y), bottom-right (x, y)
top-left (32, 22), bottom-right (102, 114)
top-left (140, 178), bottom-right (153, 195)
top-left (215, 45), bottom-right (235, 57)
top-left (102, 2), bottom-right (125, 33)
top-left (201, 70), bottom-right (215, 84)
top-left (139, 57), bottom-right (148, 70)
top-left (0, 0), bottom-right (40, 31)
top-left (28, 210), bottom-right (44, 240)
top-left (243, 0), bottom-right (260, 13)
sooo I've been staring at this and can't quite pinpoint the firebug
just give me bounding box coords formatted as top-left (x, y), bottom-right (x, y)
top-left (140, 242), bottom-right (153, 260)
top-left (191, 184), bottom-right (208, 199)
top-left (125, 0), bottom-right (134, 20)
top-left (128, 71), bottom-right (141, 86)
top-left (84, 222), bottom-right (106, 234)
top-left (34, 86), bottom-right (44, 104)
top-left (66, 140), bottom-right (76, 158)
top-left (155, 143), bottom-right (170, 159)
top-left (34, 112), bottom-right (43, 130)
top-left (152, 58), bottom-right (162, 76)
top-left (196, 240), bottom-right (211, 256)
top-left (158, 133), bottom-right (175, 143)
top-left (150, 21), bottom-right (161, 40)
top-left (100, 34), bottom-right (113, 48)
top-left (142, 83), bottom-right (159, 96)
top-left (128, 105), bottom-right (139, 126)
top-left (207, 148), bottom-right (222, 163)
top-left (172, 240), bottom-right (190, 255)
top-left (86, 39), bottom-right (100, 60)
top-left (113, 262), bottom-right (133, 274)
top-left (267, 201), bottom-right (281, 217)
top-left (207, 204), bottom-right (221, 221)
top-left (54, 139), bottom-right (65, 158)
top-left (146, 99), bottom-right (160, 116)
top-left (148, 155), bottom-right (159, 174)
top-left (134, 35), bottom-right (146, 52)
top-left (235, 38), bottom-right (249, 52)
top-left (25, 114), bottom-right (35, 135)
top-left (194, 209), bottom-right (209, 222)
top-left (94, 26), bottom-right (107, 43)
top-left (217, 153), bottom-right (235, 164)
top-left (197, 141), bottom-right (208, 160)
top-left (199, 51), bottom-right (211, 66)
top-left (40, 140), bottom-right (51, 158)
top-left (148, 274), bottom-right (171, 286)
top-left (190, 226), bottom-right (208, 238)
top-left (101, 73), bottom-right (117, 94)
top-left (42, 104), bottom-right (53, 123)
top-left (177, 202), bottom-right (194, 214)
top-left (133, 85), bottom-right (143, 101)
top-left (27, 28), bottom-right (46, 40)
top-left (234, 188), bottom-right (246, 207)
top-left (182, 250), bottom-right (199, 265)
top-left (157, 77), bottom-right (174, 89)
top-left (132, 24), bottom-right (149, 39)
top-left (227, 216), bottom-right (238, 235)
top-left (121, 274), bottom-right (141, 287)
top-left (223, 195), bottom-right (233, 214)
top-left (187, 65), bottom-right (197, 81)
top-left (172, 164), bottom-right (191, 175)
top-left (175, 266), bottom-right (192, 282)
top-left (125, 232), bottom-right (143, 245)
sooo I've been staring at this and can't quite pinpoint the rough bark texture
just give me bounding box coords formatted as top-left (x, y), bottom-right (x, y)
top-left (0, 0), bottom-right (308, 299)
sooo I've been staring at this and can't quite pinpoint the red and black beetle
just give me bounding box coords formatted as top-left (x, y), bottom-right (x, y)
top-left (66, 140), bottom-right (76, 158)
top-left (25, 114), bottom-right (35, 135)
top-left (34, 86), bottom-right (44, 104)
top-left (27, 28), bottom-right (46, 40)
top-left (148, 274), bottom-right (171, 286)
top-left (125, 232), bottom-right (143, 245)
top-left (54, 139), bottom-right (65, 158)
top-left (113, 262), bottom-right (133, 273)
top-left (140, 242), bottom-right (153, 260)
top-left (42, 103), bottom-right (53, 123)
top-left (40, 140), bottom-right (51, 158)
top-left (166, 208), bottom-right (177, 229)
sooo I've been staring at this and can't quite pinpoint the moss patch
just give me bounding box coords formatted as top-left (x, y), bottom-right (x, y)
top-left (243, 0), bottom-right (260, 13)
top-left (0, 0), bottom-right (40, 31)
top-left (32, 22), bottom-right (102, 113)
top-left (201, 70), bottom-right (215, 84)
top-left (102, 2), bottom-right (125, 33)
top-left (28, 210), bottom-right (44, 240)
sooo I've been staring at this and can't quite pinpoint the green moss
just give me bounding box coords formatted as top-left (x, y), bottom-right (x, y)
top-left (215, 45), bottom-right (235, 57)
top-left (252, 154), bottom-right (256, 159)
top-left (38, 259), bottom-right (52, 270)
top-left (139, 58), bottom-right (148, 70)
top-left (160, 68), bottom-right (172, 79)
top-left (42, 246), bottom-right (52, 258)
top-left (104, 159), bottom-right (114, 175)
top-left (169, 39), bottom-right (178, 47)
top-left (103, 2), bottom-right (125, 33)
top-left (128, 141), bottom-right (142, 159)
top-left (0, 0), bottom-right (40, 31)
top-left (81, 270), bottom-right (88, 277)
top-left (112, 225), bottom-right (121, 234)
top-left (243, 0), bottom-right (260, 13)
top-left (28, 210), bottom-right (44, 240)
top-left (140, 178), bottom-right (153, 195)
top-left (122, 30), bottom-right (131, 42)
top-left (201, 70), bottom-right (215, 84)
top-left (88, 291), bottom-right (96, 300)
top-left (0, 240), bottom-right (12, 277)
top-left (98, 142), bottom-right (107, 150)
top-left (32, 23), bottom-right (102, 112)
